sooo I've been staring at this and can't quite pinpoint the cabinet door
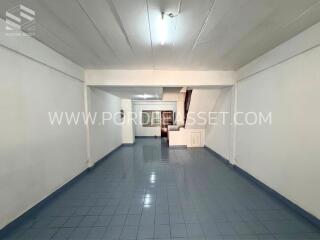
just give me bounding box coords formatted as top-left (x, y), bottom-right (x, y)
top-left (190, 132), bottom-right (201, 147)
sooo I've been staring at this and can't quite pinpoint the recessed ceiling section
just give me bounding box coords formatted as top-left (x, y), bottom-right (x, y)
top-left (0, 0), bottom-right (320, 70)
top-left (99, 87), bottom-right (163, 100)
top-left (163, 87), bottom-right (183, 93)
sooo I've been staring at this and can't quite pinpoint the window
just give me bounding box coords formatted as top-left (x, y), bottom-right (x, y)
top-left (142, 111), bottom-right (160, 127)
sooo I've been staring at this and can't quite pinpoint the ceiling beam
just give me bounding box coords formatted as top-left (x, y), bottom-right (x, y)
top-left (85, 69), bottom-right (235, 87)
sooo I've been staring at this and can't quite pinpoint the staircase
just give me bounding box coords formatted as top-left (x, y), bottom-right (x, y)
top-left (168, 88), bottom-right (221, 147)
top-left (185, 88), bottom-right (221, 129)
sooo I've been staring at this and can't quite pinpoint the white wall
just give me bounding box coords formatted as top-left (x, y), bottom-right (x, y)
top-left (205, 21), bottom-right (320, 219)
top-left (0, 42), bottom-right (86, 229)
top-left (236, 44), bottom-right (320, 219)
top-left (169, 128), bottom-right (205, 147)
top-left (205, 87), bottom-right (233, 160)
top-left (0, 26), bottom-right (125, 228)
top-left (88, 88), bottom-right (122, 164)
top-left (121, 99), bottom-right (135, 144)
top-left (133, 101), bottom-right (176, 137)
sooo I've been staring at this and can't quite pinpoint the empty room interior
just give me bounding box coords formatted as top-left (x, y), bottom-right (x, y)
top-left (1, 0), bottom-right (320, 239)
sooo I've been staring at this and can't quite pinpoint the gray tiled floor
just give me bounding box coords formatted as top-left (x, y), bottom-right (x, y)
top-left (2, 138), bottom-right (320, 240)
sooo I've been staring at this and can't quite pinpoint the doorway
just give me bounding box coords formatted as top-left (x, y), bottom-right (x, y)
top-left (161, 111), bottom-right (173, 138)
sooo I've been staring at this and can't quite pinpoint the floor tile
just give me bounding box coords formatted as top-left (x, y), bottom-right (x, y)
top-left (137, 225), bottom-right (154, 239)
top-left (2, 139), bottom-right (319, 240)
top-left (103, 226), bottom-right (123, 239)
top-left (154, 224), bottom-right (171, 239)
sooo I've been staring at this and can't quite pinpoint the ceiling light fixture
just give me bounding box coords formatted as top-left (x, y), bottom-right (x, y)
top-left (134, 94), bottom-right (155, 100)
top-left (159, 11), bottom-right (177, 46)
top-left (159, 12), bottom-right (166, 46)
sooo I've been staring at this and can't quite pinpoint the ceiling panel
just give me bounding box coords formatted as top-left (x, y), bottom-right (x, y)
top-left (165, 0), bottom-right (214, 69)
top-left (190, 0), bottom-right (320, 69)
top-left (38, 0), bottom-right (119, 67)
top-left (1, 0), bottom-right (320, 70)
top-left (0, 0), bottom-right (102, 67)
top-left (221, 0), bottom-right (320, 68)
top-left (112, 0), bottom-right (154, 69)
top-left (190, 0), bottom-right (276, 69)
top-left (77, 0), bottom-right (135, 65)
top-left (33, 0), bottom-right (103, 67)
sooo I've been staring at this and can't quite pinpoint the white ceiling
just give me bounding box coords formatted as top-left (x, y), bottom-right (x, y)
top-left (99, 86), bottom-right (163, 99)
top-left (1, 0), bottom-right (320, 70)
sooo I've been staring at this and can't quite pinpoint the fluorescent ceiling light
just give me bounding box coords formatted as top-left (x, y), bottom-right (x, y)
top-left (134, 94), bottom-right (158, 100)
top-left (159, 12), bottom-right (166, 46)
